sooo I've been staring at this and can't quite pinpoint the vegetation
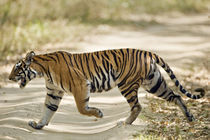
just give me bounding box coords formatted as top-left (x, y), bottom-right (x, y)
top-left (0, 0), bottom-right (210, 61)
top-left (135, 66), bottom-right (210, 140)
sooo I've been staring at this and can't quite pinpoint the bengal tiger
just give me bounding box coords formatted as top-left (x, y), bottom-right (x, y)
top-left (8, 48), bottom-right (205, 129)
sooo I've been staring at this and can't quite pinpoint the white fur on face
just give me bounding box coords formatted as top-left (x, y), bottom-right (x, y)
top-left (15, 62), bottom-right (22, 68)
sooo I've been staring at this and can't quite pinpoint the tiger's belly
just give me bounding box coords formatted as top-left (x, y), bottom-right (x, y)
top-left (89, 72), bottom-right (116, 93)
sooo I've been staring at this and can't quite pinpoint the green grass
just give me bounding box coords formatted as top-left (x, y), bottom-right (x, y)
top-left (0, 0), bottom-right (209, 62)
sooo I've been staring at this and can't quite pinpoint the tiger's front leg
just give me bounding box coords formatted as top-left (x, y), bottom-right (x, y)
top-left (29, 89), bottom-right (64, 129)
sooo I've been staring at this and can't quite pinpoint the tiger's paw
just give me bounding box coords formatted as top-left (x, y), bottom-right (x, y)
top-left (28, 121), bottom-right (44, 130)
top-left (117, 121), bottom-right (130, 128)
top-left (96, 109), bottom-right (103, 118)
top-left (117, 121), bottom-right (126, 126)
top-left (186, 112), bottom-right (195, 122)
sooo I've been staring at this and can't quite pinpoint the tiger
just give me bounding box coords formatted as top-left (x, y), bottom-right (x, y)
top-left (8, 48), bottom-right (205, 129)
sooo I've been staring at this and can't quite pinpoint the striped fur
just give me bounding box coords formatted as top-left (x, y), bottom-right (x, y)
top-left (9, 48), bottom-right (205, 129)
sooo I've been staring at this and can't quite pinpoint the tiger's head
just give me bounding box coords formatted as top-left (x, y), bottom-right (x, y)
top-left (9, 51), bottom-right (37, 89)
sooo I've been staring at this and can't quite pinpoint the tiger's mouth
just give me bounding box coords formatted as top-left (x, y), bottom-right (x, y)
top-left (9, 76), bottom-right (26, 88)
top-left (18, 77), bottom-right (27, 89)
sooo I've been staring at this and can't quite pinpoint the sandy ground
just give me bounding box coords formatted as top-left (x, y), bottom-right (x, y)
top-left (0, 14), bottom-right (209, 140)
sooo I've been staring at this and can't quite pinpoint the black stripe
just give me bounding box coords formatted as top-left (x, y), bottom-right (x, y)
top-left (116, 50), bottom-right (127, 79)
top-left (47, 67), bottom-right (53, 84)
top-left (120, 49), bottom-right (124, 60)
top-left (135, 50), bottom-right (139, 66)
top-left (131, 100), bottom-right (139, 111)
top-left (193, 95), bottom-right (198, 99)
top-left (175, 80), bottom-right (179, 86)
top-left (127, 95), bottom-right (137, 103)
top-left (67, 54), bottom-right (80, 78)
top-left (139, 51), bottom-right (143, 74)
top-left (121, 84), bottom-right (136, 96)
top-left (128, 50), bottom-right (135, 73)
top-left (155, 54), bottom-right (159, 63)
top-left (54, 53), bottom-right (60, 63)
top-left (95, 77), bottom-right (100, 90)
top-left (148, 52), bottom-right (152, 59)
top-left (170, 74), bottom-right (176, 79)
top-left (36, 56), bottom-right (51, 61)
top-left (124, 88), bottom-right (138, 97)
top-left (84, 54), bottom-right (92, 78)
top-left (96, 51), bottom-right (100, 59)
top-left (110, 51), bottom-right (118, 68)
top-left (78, 55), bottom-right (85, 76)
top-left (91, 55), bottom-right (101, 79)
top-left (60, 52), bottom-right (75, 89)
top-left (33, 61), bottom-right (48, 75)
top-left (126, 48), bottom-right (129, 59)
top-left (31, 70), bottom-right (36, 79)
top-left (46, 86), bottom-right (54, 91)
top-left (47, 93), bottom-right (62, 100)
top-left (158, 90), bottom-right (167, 98)
top-left (27, 70), bottom-right (32, 80)
top-left (67, 54), bottom-right (74, 67)
top-left (162, 63), bottom-right (165, 68)
top-left (110, 65), bottom-right (117, 81)
top-left (165, 68), bottom-right (170, 73)
top-left (90, 82), bottom-right (96, 93)
top-left (148, 76), bottom-right (162, 93)
top-left (103, 51), bottom-right (109, 60)
top-left (180, 85), bottom-right (186, 93)
top-left (163, 80), bottom-right (167, 88)
top-left (186, 93), bottom-right (192, 98)
top-left (84, 97), bottom-right (90, 102)
top-left (45, 103), bottom-right (58, 111)
top-left (45, 55), bottom-right (57, 63)
top-left (160, 58), bottom-right (165, 68)
top-left (144, 51), bottom-right (147, 63)
top-left (60, 73), bottom-right (65, 91)
top-left (118, 77), bottom-right (127, 88)
top-left (20, 67), bottom-right (26, 77)
top-left (99, 67), bottom-right (106, 90)
top-left (167, 95), bottom-right (174, 102)
top-left (163, 91), bottom-right (173, 100)
top-left (102, 56), bottom-right (109, 73)
top-left (148, 73), bottom-right (154, 80)
top-left (106, 75), bottom-right (111, 91)
top-left (73, 54), bottom-right (80, 70)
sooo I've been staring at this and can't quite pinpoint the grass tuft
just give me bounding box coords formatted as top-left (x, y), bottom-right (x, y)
top-left (0, 0), bottom-right (209, 61)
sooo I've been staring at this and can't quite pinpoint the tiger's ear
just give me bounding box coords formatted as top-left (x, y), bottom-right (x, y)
top-left (25, 51), bottom-right (35, 66)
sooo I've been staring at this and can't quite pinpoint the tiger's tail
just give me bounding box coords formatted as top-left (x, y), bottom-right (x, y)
top-left (152, 53), bottom-right (205, 99)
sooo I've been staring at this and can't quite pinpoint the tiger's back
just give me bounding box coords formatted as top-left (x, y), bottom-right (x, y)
top-left (35, 49), bottom-right (152, 94)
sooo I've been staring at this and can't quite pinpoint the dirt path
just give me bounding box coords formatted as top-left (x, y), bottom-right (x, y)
top-left (0, 14), bottom-right (209, 140)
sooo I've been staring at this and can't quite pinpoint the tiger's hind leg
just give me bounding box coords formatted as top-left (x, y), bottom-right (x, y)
top-left (143, 65), bottom-right (194, 122)
top-left (73, 81), bottom-right (103, 118)
top-left (118, 83), bottom-right (142, 125)
top-left (171, 93), bottom-right (195, 121)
